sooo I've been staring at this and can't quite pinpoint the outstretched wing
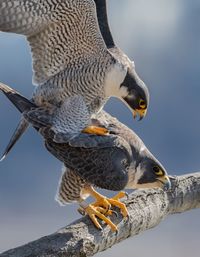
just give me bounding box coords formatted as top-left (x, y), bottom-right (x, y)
top-left (0, 0), bottom-right (107, 84)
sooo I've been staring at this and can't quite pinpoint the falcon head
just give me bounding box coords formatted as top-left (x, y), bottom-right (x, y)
top-left (127, 154), bottom-right (171, 190)
top-left (121, 63), bottom-right (149, 120)
top-left (135, 157), bottom-right (171, 190)
top-left (105, 59), bottom-right (149, 120)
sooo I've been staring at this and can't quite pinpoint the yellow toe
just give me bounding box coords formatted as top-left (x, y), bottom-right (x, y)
top-left (82, 126), bottom-right (109, 136)
top-left (95, 206), bottom-right (113, 216)
top-left (84, 204), bottom-right (117, 231)
top-left (81, 187), bottom-right (128, 231)
top-left (112, 191), bottom-right (127, 200)
top-left (107, 198), bottom-right (128, 218)
top-left (92, 198), bottom-right (111, 212)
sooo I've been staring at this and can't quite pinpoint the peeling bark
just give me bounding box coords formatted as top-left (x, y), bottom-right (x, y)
top-left (1, 173), bottom-right (200, 257)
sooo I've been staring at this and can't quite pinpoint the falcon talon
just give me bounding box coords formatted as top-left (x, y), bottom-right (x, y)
top-left (124, 214), bottom-right (130, 222)
top-left (82, 204), bottom-right (112, 231)
top-left (125, 192), bottom-right (130, 200)
top-left (101, 207), bottom-right (112, 216)
top-left (92, 199), bottom-right (111, 213)
top-left (114, 229), bottom-right (119, 236)
top-left (111, 191), bottom-right (127, 200)
top-left (109, 130), bottom-right (117, 135)
top-left (94, 207), bottom-right (112, 217)
top-left (111, 210), bottom-right (119, 218)
top-left (117, 192), bottom-right (129, 201)
top-left (77, 207), bottom-right (86, 216)
top-left (82, 126), bottom-right (109, 136)
top-left (104, 209), bottom-right (113, 217)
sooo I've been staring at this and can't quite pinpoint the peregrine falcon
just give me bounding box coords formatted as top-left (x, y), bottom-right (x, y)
top-left (0, 82), bottom-right (171, 231)
top-left (0, 0), bottom-right (149, 160)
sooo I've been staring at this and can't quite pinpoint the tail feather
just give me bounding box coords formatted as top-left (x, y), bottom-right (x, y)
top-left (0, 82), bottom-right (36, 112)
top-left (0, 119), bottom-right (29, 161)
top-left (0, 82), bottom-right (36, 161)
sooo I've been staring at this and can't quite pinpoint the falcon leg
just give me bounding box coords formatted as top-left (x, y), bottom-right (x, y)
top-left (82, 125), bottom-right (109, 136)
top-left (79, 200), bottom-right (118, 231)
top-left (78, 186), bottom-right (128, 231)
top-left (89, 188), bottom-right (128, 218)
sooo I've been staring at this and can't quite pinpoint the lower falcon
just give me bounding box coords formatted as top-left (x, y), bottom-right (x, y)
top-left (0, 83), bottom-right (171, 231)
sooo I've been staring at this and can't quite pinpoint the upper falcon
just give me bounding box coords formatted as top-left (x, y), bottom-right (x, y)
top-left (0, 0), bottom-right (149, 158)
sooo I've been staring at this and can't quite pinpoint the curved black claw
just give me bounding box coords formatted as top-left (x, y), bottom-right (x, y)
top-left (114, 228), bottom-right (119, 236)
top-left (78, 207), bottom-right (86, 216)
top-left (124, 214), bottom-right (130, 223)
top-left (100, 199), bottom-right (112, 213)
top-left (111, 210), bottom-right (118, 218)
top-left (124, 192), bottom-right (130, 200)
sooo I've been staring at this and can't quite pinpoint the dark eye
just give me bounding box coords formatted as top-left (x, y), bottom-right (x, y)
top-left (153, 166), bottom-right (164, 176)
top-left (139, 99), bottom-right (146, 109)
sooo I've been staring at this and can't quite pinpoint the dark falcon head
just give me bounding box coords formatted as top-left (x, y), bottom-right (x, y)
top-left (121, 62), bottom-right (149, 120)
top-left (94, 0), bottom-right (149, 121)
top-left (136, 157), bottom-right (171, 190)
top-left (126, 149), bottom-right (171, 190)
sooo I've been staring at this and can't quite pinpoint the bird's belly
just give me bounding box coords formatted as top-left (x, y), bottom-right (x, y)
top-left (86, 95), bottom-right (108, 116)
top-left (32, 85), bottom-right (69, 108)
top-left (33, 79), bottom-right (107, 115)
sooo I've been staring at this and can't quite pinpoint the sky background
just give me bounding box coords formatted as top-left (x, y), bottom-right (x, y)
top-left (0, 0), bottom-right (200, 256)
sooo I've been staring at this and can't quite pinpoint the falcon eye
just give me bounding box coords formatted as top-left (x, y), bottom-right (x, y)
top-left (153, 166), bottom-right (164, 176)
top-left (139, 99), bottom-right (146, 109)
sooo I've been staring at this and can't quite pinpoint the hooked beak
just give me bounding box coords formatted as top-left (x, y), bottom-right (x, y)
top-left (157, 175), bottom-right (171, 191)
top-left (133, 108), bottom-right (147, 120)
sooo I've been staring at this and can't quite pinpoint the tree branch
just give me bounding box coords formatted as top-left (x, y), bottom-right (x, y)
top-left (1, 173), bottom-right (200, 257)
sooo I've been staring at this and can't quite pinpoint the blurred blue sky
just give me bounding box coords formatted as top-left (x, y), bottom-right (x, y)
top-left (0, 0), bottom-right (200, 256)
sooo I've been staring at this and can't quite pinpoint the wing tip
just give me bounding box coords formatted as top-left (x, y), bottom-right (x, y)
top-left (0, 153), bottom-right (7, 162)
top-left (0, 82), bottom-right (16, 94)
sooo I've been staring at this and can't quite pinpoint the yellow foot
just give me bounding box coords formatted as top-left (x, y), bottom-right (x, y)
top-left (80, 187), bottom-right (129, 231)
top-left (78, 206), bottom-right (113, 217)
top-left (92, 191), bottom-right (128, 218)
top-left (82, 125), bottom-right (109, 136)
top-left (83, 204), bottom-right (118, 231)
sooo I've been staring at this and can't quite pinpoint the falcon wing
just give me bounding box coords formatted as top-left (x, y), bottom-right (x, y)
top-left (94, 0), bottom-right (115, 48)
top-left (94, 0), bottom-right (137, 79)
top-left (0, 0), bottom-right (107, 84)
top-left (45, 135), bottom-right (131, 191)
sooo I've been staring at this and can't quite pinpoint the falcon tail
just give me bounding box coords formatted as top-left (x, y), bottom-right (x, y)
top-left (0, 82), bottom-right (36, 161)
